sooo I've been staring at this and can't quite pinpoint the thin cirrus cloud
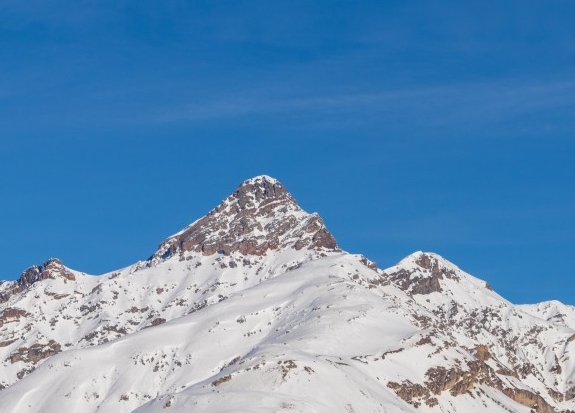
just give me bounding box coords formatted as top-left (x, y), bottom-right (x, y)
top-left (4, 75), bottom-right (573, 140)
top-left (154, 78), bottom-right (575, 134)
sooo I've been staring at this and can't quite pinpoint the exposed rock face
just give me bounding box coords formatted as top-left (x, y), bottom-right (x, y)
top-left (0, 307), bottom-right (30, 327)
top-left (150, 176), bottom-right (338, 263)
top-left (475, 344), bottom-right (491, 361)
top-left (18, 258), bottom-right (76, 287)
top-left (9, 340), bottom-right (61, 365)
top-left (0, 259), bottom-right (75, 304)
top-left (390, 359), bottom-right (557, 413)
top-left (384, 252), bottom-right (460, 295)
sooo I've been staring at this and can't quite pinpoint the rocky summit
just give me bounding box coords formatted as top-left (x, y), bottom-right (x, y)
top-left (150, 175), bottom-right (338, 263)
top-left (0, 176), bottom-right (574, 413)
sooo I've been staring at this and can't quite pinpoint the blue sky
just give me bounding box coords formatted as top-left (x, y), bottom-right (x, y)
top-left (1, 1), bottom-right (574, 304)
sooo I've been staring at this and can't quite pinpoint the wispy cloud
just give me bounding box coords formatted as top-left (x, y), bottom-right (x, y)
top-left (4, 54), bottom-right (574, 137)
top-left (153, 77), bottom-right (575, 134)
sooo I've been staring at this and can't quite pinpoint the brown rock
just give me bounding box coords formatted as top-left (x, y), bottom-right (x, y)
top-left (0, 308), bottom-right (30, 327)
top-left (149, 176), bottom-right (339, 263)
top-left (0, 259), bottom-right (76, 304)
top-left (9, 340), bottom-right (61, 365)
top-left (384, 253), bottom-right (461, 296)
top-left (475, 344), bottom-right (491, 361)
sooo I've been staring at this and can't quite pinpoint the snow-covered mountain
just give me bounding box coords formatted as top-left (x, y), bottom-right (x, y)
top-left (1, 175), bottom-right (574, 413)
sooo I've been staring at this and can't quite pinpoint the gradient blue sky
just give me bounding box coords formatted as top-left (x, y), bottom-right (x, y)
top-left (1, 1), bottom-right (574, 304)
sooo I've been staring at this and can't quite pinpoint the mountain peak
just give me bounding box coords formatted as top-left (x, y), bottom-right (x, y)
top-left (241, 174), bottom-right (281, 186)
top-left (0, 258), bottom-right (76, 303)
top-left (18, 258), bottom-right (76, 287)
top-left (150, 176), bottom-right (338, 263)
top-left (400, 251), bottom-right (459, 272)
top-left (384, 251), bottom-right (463, 295)
top-left (229, 175), bottom-right (295, 213)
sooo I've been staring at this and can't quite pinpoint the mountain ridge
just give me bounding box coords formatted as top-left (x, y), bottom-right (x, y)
top-left (0, 175), bottom-right (574, 413)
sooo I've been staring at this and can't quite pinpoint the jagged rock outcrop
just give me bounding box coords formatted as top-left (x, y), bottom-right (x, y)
top-left (18, 258), bottom-right (76, 286)
top-left (390, 359), bottom-right (558, 413)
top-left (149, 175), bottom-right (338, 264)
top-left (0, 258), bottom-right (75, 304)
top-left (9, 340), bottom-right (61, 365)
top-left (0, 307), bottom-right (30, 327)
top-left (384, 252), bottom-right (460, 295)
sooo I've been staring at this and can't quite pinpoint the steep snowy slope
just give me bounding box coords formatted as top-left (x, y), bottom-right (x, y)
top-left (0, 175), bottom-right (574, 413)
top-left (520, 301), bottom-right (575, 330)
